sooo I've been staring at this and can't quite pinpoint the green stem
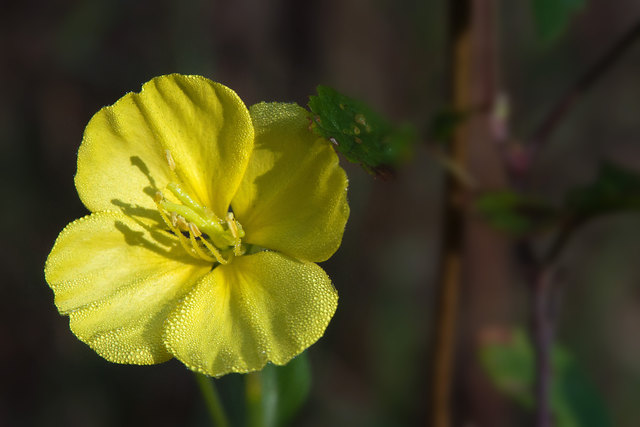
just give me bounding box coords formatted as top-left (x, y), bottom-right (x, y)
top-left (195, 373), bottom-right (230, 427)
top-left (245, 371), bottom-right (263, 427)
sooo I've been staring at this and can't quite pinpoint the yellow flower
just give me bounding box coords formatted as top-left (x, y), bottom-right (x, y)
top-left (44, 74), bottom-right (349, 377)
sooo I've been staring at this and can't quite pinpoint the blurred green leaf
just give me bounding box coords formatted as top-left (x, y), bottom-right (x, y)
top-left (247, 353), bottom-right (312, 427)
top-left (552, 349), bottom-right (611, 427)
top-left (476, 190), bottom-right (557, 235)
top-left (479, 329), bottom-right (611, 427)
top-left (532, 0), bottom-right (585, 43)
top-left (427, 108), bottom-right (469, 144)
top-left (479, 329), bottom-right (535, 408)
top-left (565, 162), bottom-right (640, 219)
top-left (308, 85), bottom-right (414, 177)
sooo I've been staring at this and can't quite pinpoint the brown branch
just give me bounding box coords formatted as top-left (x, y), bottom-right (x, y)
top-left (529, 17), bottom-right (640, 160)
top-left (430, 3), bottom-right (470, 425)
top-left (431, 1), bottom-right (509, 426)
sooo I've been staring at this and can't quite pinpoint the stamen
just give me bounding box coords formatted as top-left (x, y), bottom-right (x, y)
top-left (224, 212), bottom-right (244, 256)
top-left (233, 241), bottom-right (244, 257)
top-left (175, 215), bottom-right (189, 232)
top-left (154, 199), bottom-right (197, 258)
top-left (152, 169), bottom-right (245, 264)
top-left (226, 212), bottom-right (239, 239)
top-left (187, 223), bottom-right (217, 262)
top-left (188, 222), bottom-right (202, 238)
top-left (199, 237), bottom-right (230, 265)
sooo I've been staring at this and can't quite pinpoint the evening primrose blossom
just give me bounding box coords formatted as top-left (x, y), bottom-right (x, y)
top-left (44, 74), bottom-right (349, 377)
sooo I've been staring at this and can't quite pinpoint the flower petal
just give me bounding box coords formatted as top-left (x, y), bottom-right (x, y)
top-left (45, 211), bottom-right (211, 365)
top-left (232, 102), bottom-right (349, 262)
top-left (76, 74), bottom-right (254, 218)
top-left (163, 251), bottom-right (338, 376)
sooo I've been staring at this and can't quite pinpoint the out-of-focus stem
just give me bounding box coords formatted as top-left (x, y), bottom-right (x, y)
top-left (526, 18), bottom-right (640, 177)
top-left (430, 2), bottom-right (471, 426)
top-left (195, 373), bottom-right (230, 427)
top-left (246, 371), bottom-right (264, 427)
top-left (432, 1), bottom-right (512, 426)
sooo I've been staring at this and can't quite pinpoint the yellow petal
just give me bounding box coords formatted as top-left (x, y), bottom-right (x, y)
top-left (76, 74), bottom-right (254, 218)
top-left (232, 102), bottom-right (349, 262)
top-left (163, 251), bottom-right (338, 376)
top-left (45, 211), bottom-right (210, 365)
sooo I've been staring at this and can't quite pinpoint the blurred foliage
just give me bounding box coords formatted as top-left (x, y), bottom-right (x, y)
top-left (532, 0), bottom-right (586, 43)
top-left (475, 190), bottom-right (558, 236)
top-left (247, 354), bottom-right (311, 427)
top-left (427, 108), bottom-right (469, 144)
top-left (480, 329), bottom-right (611, 427)
top-left (308, 85), bottom-right (414, 177)
top-left (565, 162), bottom-right (640, 220)
top-left (477, 162), bottom-right (640, 237)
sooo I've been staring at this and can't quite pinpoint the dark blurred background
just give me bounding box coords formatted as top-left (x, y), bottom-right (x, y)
top-left (2, 0), bottom-right (640, 426)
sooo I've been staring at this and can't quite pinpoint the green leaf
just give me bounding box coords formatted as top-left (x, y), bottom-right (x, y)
top-left (247, 353), bottom-right (312, 427)
top-left (479, 328), bottom-right (612, 427)
top-left (308, 85), bottom-right (414, 177)
top-left (565, 162), bottom-right (640, 219)
top-left (532, 0), bottom-right (585, 43)
top-left (476, 190), bottom-right (557, 235)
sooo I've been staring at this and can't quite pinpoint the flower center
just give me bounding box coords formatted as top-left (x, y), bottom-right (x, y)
top-left (153, 150), bottom-right (245, 264)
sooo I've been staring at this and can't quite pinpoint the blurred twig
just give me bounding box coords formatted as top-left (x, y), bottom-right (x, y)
top-left (527, 17), bottom-right (640, 173)
top-left (512, 17), bottom-right (640, 427)
top-left (517, 239), bottom-right (556, 427)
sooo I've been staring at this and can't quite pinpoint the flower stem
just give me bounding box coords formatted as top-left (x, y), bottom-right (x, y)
top-left (245, 371), bottom-right (264, 427)
top-left (195, 373), bottom-right (230, 427)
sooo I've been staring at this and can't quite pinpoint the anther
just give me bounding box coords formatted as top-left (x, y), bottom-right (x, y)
top-left (175, 215), bottom-right (189, 232)
top-left (226, 212), bottom-right (239, 239)
top-left (154, 191), bottom-right (164, 203)
top-left (188, 222), bottom-right (202, 238)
